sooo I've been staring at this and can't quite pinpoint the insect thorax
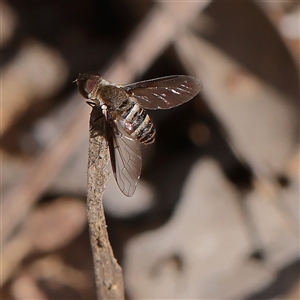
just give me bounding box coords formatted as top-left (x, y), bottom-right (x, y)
top-left (99, 85), bottom-right (128, 109)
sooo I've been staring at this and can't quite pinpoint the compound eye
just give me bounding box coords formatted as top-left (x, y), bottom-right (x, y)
top-left (75, 73), bottom-right (101, 99)
top-left (77, 78), bottom-right (96, 98)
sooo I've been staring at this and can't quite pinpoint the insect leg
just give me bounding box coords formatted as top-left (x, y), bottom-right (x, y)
top-left (101, 104), bottom-right (108, 120)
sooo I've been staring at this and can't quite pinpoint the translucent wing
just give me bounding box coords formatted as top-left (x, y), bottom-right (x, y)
top-left (105, 111), bottom-right (142, 197)
top-left (122, 75), bottom-right (202, 110)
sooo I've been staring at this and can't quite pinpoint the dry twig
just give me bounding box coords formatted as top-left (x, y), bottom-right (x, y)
top-left (86, 108), bottom-right (125, 299)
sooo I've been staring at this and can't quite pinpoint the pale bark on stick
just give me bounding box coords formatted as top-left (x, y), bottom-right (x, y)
top-left (87, 108), bottom-right (125, 299)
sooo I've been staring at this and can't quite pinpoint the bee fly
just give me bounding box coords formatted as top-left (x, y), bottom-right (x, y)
top-left (75, 72), bottom-right (202, 197)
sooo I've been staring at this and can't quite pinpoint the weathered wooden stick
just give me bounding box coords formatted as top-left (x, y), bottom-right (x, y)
top-left (86, 108), bottom-right (124, 299)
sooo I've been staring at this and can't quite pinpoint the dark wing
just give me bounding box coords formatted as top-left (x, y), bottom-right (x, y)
top-left (105, 111), bottom-right (142, 197)
top-left (122, 75), bottom-right (202, 110)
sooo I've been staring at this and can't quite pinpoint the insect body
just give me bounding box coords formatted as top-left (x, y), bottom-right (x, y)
top-left (100, 85), bottom-right (156, 145)
top-left (75, 72), bottom-right (202, 197)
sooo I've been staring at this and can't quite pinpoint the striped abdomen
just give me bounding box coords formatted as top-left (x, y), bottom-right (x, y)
top-left (118, 98), bottom-right (156, 144)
